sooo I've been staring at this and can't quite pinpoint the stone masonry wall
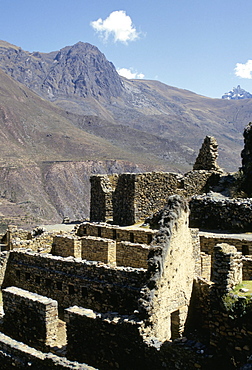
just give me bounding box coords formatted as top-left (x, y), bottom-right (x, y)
top-left (139, 196), bottom-right (198, 342)
top-left (90, 171), bottom-right (217, 226)
top-left (190, 196), bottom-right (252, 232)
top-left (77, 222), bottom-right (156, 245)
top-left (242, 256), bottom-right (252, 280)
top-left (81, 236), bottom-right (116, 265)
top-left (0, 251), bottom-right (9, 286)
top-left (52, 232), bottom-right (149, 268)
top-left (200, 252), bottom-right (212, 280)
top-left (116, 241), bottom-right (150, 269)
top-left (65, 306), bottom-right (144, 369)
top-left (0, 332), bottom-right (95, 370)
top-left (52, 235), bottom-right (82, 258)
top-left (212, 243), bottom-right (242, 296)
top-left (2, 286), bottom-right (58, 351)
top-left (200, 233), bottom-right (252, 256)
top-left (2, 250), bottom-right (147, 314)
top-left (90, 174), bottom-right (118, 222)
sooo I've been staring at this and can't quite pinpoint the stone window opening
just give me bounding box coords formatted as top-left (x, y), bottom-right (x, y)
top-left (15, 270), bottom-right (21, 280)
top-left (68, 284), bottom-right (75, 295)
top-left (35, 276), bottom-right (41, 284)
top-left (45, 278), bottom-right (52, 287)
top-left (98, 227), bottom-right (102, 237)
top-left (113, 229), bottom-right (117, 240)
top-left (242, 244), bottom-right (249, 255)
top-left (130, 233), bottom-right (134, 243)
top-left (170, 310), bottom-right (180, 340)
top-left (56, 281), bottom-right (62, 290)
top-left (147, 234), bottom-right (153, 244)
top-left (25, 272), bottom-right (31, 281)
top-left (81, 286), bottom-right (88, 298)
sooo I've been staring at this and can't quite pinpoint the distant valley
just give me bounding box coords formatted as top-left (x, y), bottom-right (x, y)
top-left (0, 39), bottom-right (252, 228)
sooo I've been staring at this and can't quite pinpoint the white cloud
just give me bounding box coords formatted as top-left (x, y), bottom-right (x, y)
top-left (91, 10), bottom-right (139, 44)
top-left (235, 60), bottom-right (252, 79)
top-left (117, 68), bottom-right (144, 79)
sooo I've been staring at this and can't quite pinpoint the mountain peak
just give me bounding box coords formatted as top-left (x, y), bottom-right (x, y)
top-left (222, 85), bottom-right (252, 100)
top-left (0, 40), bottom-right (124, 103)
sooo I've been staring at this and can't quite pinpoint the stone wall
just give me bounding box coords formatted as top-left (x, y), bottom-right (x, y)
top-left (139, 195), bottom-right (198, 342)
top-left (77, 222), bottom-right (156, 245)
top-left (6, 225), bottom-right (32, 250)
top-left (242, 255), bottom-right (252, 280)
top-left (0, 251), bottom-right (9, 286)
top-left (190, 195), bottom-right (252, 232)
top-left (52, 232), bottom-right (150, 268)
top-left (52, 235), bottom-right (82, 258)
top-left (90, 171), bottom-right (217, 226)
top-left (209, 303), bottom-right (252, 368)
top-left (65, 306), bottom-right (144, 369)
top-left (0, 332), bottom-right (95, 369)
top-left (116, 241), bottom-right (150, 269)
top-left (81, 236), bottom-right (116, 265)
top-left (200, 233), bottom-right (252, 256)
top-left (64, 305), bottom-right (212, 370)
top-left (193, 136), bottom-right (221, 171)
top-left (212, 243), bottom-right (242, 296)
top-left (2, 286), bottom-right (58, 351)
top-left (200, 252), bottom-right (212, 280)
top-left (90, 174), bottom-right (118, 223)
top-left (2, 250), bottom-right (147, 314)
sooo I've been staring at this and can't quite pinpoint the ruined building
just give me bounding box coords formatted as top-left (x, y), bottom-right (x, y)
top-left (0, 134), bottom-right (252, 369)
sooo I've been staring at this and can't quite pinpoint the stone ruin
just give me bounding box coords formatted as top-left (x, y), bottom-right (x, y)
top-left (0, 133), bottom-right (251, 368)
top-left (241, 122), bottom-right (252, 196)
top-left (193, 135), bottom-right (222, 172)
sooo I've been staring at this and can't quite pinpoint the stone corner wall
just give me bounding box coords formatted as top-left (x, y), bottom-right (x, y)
top-left (139, 195), bottom-right (196, 342)
top-left (2, 286), bottom-right (58, 351)
top-left (190, 196), bottom-right (252, 232)
top-left (212, 243), bottom-right (242, 296)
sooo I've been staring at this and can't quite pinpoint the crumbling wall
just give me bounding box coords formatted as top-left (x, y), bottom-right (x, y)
top-left (0, 331), bottom-right (95, 369)
top-left (241, 256), bottom-right (252, 280)
top-left (6, 225), bottom-right (32, 250)
top-left (212, 243), bottom-right (242, 296)
top-left (200, 233), bottom-right (252, 256)
top-left (139, 195), bottom-right (198, 342)
top-left (2, 286), bottom-right (58, 351)
top-left (208, 244), bottom-right (252, 367)
top-left (241, 122), bottom-right (252, 196)
top-left (2, 250), bottom-right (147, 314)
top-left (90, 170), bottom-right (217, 226)
top-left (190, 195), bottom-right (252, 232)
top-left (193, 136), bottom-right (221, 171)
top-left (65, 307), bottom-right (145, 369)
top-left (0, 251), bottom-right (9, 286)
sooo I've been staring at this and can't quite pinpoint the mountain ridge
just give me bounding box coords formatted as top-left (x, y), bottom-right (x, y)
top-left (0, 39), bottom-right (252, 228)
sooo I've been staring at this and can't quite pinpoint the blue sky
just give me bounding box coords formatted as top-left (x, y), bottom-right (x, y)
top-left (1, 0), bottom-right (252, 98)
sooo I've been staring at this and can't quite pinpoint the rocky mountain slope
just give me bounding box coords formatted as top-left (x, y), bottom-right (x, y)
top-left (0, 39), bottom-right (252, 228)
